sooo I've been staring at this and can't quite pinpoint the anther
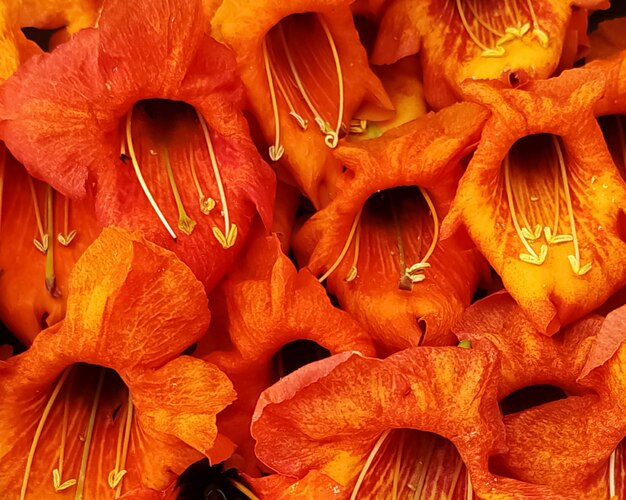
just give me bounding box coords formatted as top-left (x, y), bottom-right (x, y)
top-left (53, 375), bottom-right (76, 492)
top-left (318, 209), bottom-right (362, 283)
top-left (28, 177), bottom-right (48, 254)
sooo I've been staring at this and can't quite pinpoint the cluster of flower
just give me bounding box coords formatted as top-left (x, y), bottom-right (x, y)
top-left (1, 0), bottom-right (626, 498)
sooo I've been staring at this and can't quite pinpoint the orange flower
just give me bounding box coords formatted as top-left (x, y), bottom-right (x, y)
top-left (443, 68), bottom-right (626, 335)
top-left (212, 0), bottom-right (394, 207)
top-left (250, 345), bottom-right (560, 499)
top-left (372, 0), bottom-right (608, 109)
top-left (0, 150), bottom-right (100, 345)
top-left (19, 0), bottom-right (102, 34)
top-left (0, 227), bottom-right (236, 498)
top-left (0, 0), bottom-right (275, 291)
top-left (196, 232), bottom-right (375, 474)
top-left (294, 103), bottom-right (489, 352)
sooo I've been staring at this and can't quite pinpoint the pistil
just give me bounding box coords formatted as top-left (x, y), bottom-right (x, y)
top-left (162, 146), bottom-right (197, 235)
top-left (44, 185), bottom-right (60, 298)
top-left (318, 208), bottom-right (362, 283)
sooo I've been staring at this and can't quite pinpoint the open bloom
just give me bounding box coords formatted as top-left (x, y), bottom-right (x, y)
top-left (372, 0), bottom-right (607, 109)
top-left (0, 0), bottom-right (275, 291)
top-left (196, 232), bottom-right (375, 474)
top-left (294, 103), bottom-right (489, 352)
top-left (443, 68), bottom-right (626, 335)
top-left (0, 227), bottom-right (236, 498)
top-left (212, 0), bottom-right (394, 207)
top-left (250, 345), bottom-right (560, 499)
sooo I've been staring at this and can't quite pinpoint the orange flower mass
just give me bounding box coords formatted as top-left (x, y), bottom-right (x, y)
top-left (0, 228), bottom-right (235, 498)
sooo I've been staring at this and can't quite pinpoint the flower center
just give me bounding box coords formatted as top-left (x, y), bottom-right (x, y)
top-left (318, 186), bottom-right (440, 289)
top-left (120, 99), bottom-right (236, 249)
top-left (350, 429), bottom-right (471, 500)
top-left (454, 0), bottom-right (549, 57)
top-left (503, 134), bottom-right (591, 275)
top-left (19, 365), bottom-right (133, 499)
top-left (263, 13), bottom-right (359, 160)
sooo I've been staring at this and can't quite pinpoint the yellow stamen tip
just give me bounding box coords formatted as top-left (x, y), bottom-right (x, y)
top-left (53, 469), bottom-right (76, 492)
top-left (33, 235), bottom-right (49, 254)
top-left (533, 28), bottom-right (549, 47)
top-left (212, 224), bottom-right (238, 249)
top-left (200, 197), bottom-right (216, 215)
top-left (345, 266), bottom-right (358, 282)
top-left (57, 230), bottom-right (77, 247)
top-left (107, 469), bottom-right (127, 489)
top-left (178, 215), bottom-right (197, 236)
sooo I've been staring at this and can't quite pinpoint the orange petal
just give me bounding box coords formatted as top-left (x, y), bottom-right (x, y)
top-left (294, 103), bottom-right (489, 351)
top-left (251, 346), bottom-right (514, 498)
top-left (19, 0), bottom-right (102, 34)
top-left (0, 0), bottom-right (21, 81)
top-left (212, 0), bottom-right (393, 206)
top-left (587, 18), bottom-right (626, 63)
top-left (249, 470), bottom-right (344, 499)
top-left (0, 149), bottom-right (100, 345)
top-left (373, 0), bottom-right (609, 109)
top-left (444, 68), bottom-right (626, 335)
top-left (454, 292), bottom-right (601, 397)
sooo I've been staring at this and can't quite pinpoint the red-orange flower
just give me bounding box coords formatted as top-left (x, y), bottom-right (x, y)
top-left (212, 0), bottom-right (394, 207)
top-left (0, 227), bottom-right (236, 498)
top-left (443, 68), bottom-right (626, 335)
top-left (372, 0), bottom-right (608, 109)
top-left (250, 345), bottom-right (560, 499)
top-left (294, 103), bottom-right (489, 352)
top-left (196, 232), bottom-right (375, 474)
top-left (0, 0), bottom-right (275, 291)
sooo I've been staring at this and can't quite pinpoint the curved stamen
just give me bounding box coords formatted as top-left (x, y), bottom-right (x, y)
top-left (125, 108), bottom-right (177, 240)
top-left (410, 435), bottom-right (435, 499)
top-left (53, 376), bottom-right (76, 492)
top-left (318, 208), bottom-right (362, 283)
top-left (344, 219), bottom-right (361, 282)
top-left (263, 38), bottom-right (285, 161)
top-left (405, 187), bottom-right (441, 283)
top-left (114, 395), bottom-right (133, 498)
top-left (162, 146), bottom-right (196, 235)
top-left (44, 186), bottom-right (60, 298)
top-left (20, 368), bottom-right (72, 500)
top-left (350, 430), bottom-right (391, 500)
top-left (318, 17), bottom-right (345, 149)
top-left (526, 0), bottom-right (549, 46)
top-left (0, 146), bottom-right (5, 233)
top-left (267, 54), bottom-right (308, 130)
top-left (504, 154), bottom-right (547, 266)
top-left (466, 470), bottom-right (473, 500)
top-left (552, 137), bottom-right (591, 276)
top-left (188, 148), bottom-right (215, 215)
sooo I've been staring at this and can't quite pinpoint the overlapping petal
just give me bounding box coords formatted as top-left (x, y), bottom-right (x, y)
top-left (0, 0), bottom-right (275, 291)
top-left (0, 227), bottom-right (235, 498)
top-left (295, 103), bottom-right (489, 352)
top-left (444, 68), bottom-right (626, 335)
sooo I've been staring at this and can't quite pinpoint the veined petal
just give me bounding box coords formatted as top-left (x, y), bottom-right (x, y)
top-left (212, 0), bottom-right (393, 206)
top-left (444, 69), bottom-right (626, 335)
top-left (294, 103), bottom-right (489, 352)
top-left (0, 0), bottom-right (276, 291)
top-left (250, 470), bottom-right (344, 499)
top-left (372, 0), bottom-right (608, 109)
top-left (20, 0), bottom-right (102, 34)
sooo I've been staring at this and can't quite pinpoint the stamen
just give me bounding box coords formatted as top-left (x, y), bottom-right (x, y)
top-left (543, 147), bottom-right (572, 245)
top-left (446, 459), bottom-right (464, 500)
top-left (318, 16), bottom-right (345, 149)
top-left (404, 187), bottom-right (440, 284)
top-left (466, 470), bottom-right (473, 500)
top-left (228, 478), bottom-right (260, 500)
top-left (267, 52), bottom-right (308, 130)
top-left (125, 107), bottom-right (178, 240)
top-left (410, 435), bottom-right (435, 500)
top-left (20, 368), bottom-right (72, 500)
top-left (74, 369), bottom-right (106, 500)
top-left (196, 112), bottom-right (238, 249)
top-left (278, 23), bottom-right (335, 139)
top-left (391, 431), bottom-right (405, 500)
top-left (504, 154), bottom-right (547, 266)
top-left (318, 208), bottom-right (362, 283)
top-left (344, 219), bottom-right (361, 282)
top-left (114, 395), bottom-right (133, 498)
top-left (552, 137), bottom-right (592, 276)
top-left (28, 177), bottom-right (48, 254)
top-left (390, 198), bottom-right (413, 291)
top-left (53, 375), bottom-right (77, 492)
top-left (162, 146), bottom-right (196, 235)
top-left (44, 185), bottom-right (60, 298)
top-left (57, 196), bottom-right (77, 246)
top-left (263, 39), bottom-right (285, 161)
top-left (350, 430), bottom-right (391, 500)
top-left (455, 0), bottom-right (505, 57)
top-left (609, 448), bottom-right (616, 500)
top-left (188, 149), bottom-right (215, 215)
top-left (109, 393), bottom-right (132, 495)
top-left (526, 0), bottom-right (549, 46)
